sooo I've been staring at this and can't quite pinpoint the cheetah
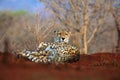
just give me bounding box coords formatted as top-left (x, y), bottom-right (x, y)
top-left (36, 30), bottom-right (71, 51)
top-left (19, 30), bottom-right (80, 64)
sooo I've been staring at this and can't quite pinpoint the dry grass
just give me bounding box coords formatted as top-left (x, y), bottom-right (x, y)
top-left (0, 0), bottom-right (120, 54)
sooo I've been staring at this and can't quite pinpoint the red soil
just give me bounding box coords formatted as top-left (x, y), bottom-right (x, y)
top-left (0, 52), bottom-right (120, 80)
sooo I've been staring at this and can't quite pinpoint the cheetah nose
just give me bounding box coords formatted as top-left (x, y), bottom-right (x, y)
top-left (62, 38), bottom-right (65, 40)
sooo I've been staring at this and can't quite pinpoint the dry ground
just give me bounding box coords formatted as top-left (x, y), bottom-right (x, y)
top-left (0, 52), bottom-right (120, 80)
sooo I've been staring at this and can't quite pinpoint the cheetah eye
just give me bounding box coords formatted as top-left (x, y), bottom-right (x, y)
top-left (58, 33), bottom-right (61, 35)
top-left (65, 33), bottom-right (68, 35)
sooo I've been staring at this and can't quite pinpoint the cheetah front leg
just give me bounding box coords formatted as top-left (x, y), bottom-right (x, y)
top-left (36, 42), bottom-right (49, 52)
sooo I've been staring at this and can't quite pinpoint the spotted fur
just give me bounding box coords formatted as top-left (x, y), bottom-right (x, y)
top-left (19, 30), bottom-right (80, 64)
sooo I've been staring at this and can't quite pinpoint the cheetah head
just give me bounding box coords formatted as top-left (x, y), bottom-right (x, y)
top-left (54, 30), bottom-right (71, 43)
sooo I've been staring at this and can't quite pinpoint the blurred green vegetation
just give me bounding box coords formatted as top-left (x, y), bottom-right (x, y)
top-left (0, 10), bottom-right (28, 16)
top-left (11, 10), bottom-right (28, 16)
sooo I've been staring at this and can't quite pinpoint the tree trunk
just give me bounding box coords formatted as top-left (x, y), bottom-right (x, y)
top-left (83, 0), bottom-right (89, 54)
top-left (109, 5), bottom-right (120, 52)
top-left (111, 11), bottom-right (120, 52)
top-left (116, 29), bottom-right (120, 52)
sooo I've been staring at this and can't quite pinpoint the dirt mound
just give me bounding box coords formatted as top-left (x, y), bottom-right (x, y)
top-left (0, 52), bottom-right (120, 80)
